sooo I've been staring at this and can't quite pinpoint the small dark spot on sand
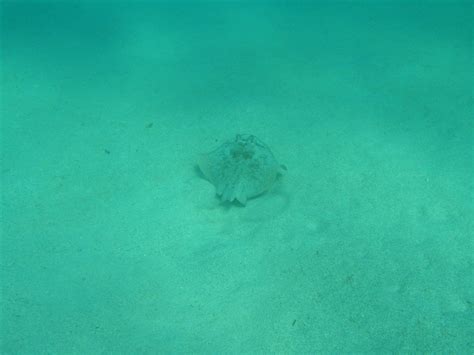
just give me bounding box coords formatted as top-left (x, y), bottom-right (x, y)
top-left (104, 149), bottom-right (110, 154)
top-left (146, 122), bottom-right (153, 128)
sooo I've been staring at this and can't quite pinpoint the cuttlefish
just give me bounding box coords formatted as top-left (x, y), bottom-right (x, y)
top-left (198, 134), bottom-right (286, 205)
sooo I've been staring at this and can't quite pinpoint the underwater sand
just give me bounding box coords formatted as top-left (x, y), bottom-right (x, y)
top-left (1, 1), bottom-right (473, 352)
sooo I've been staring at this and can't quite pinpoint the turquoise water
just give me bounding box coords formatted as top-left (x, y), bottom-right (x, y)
top-left (1, 1), bottom-right (473, 353)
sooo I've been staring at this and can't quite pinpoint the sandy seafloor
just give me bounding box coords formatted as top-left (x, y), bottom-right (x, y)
top-left (1, 1), bottom-right (473, 353)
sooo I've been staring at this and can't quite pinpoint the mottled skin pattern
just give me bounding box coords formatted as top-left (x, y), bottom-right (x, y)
top-left (198, 134), bottom-right (285, 205)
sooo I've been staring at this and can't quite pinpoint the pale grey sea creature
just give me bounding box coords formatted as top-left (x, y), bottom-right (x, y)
top-left (198, 134), bottom-right (286, 205)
